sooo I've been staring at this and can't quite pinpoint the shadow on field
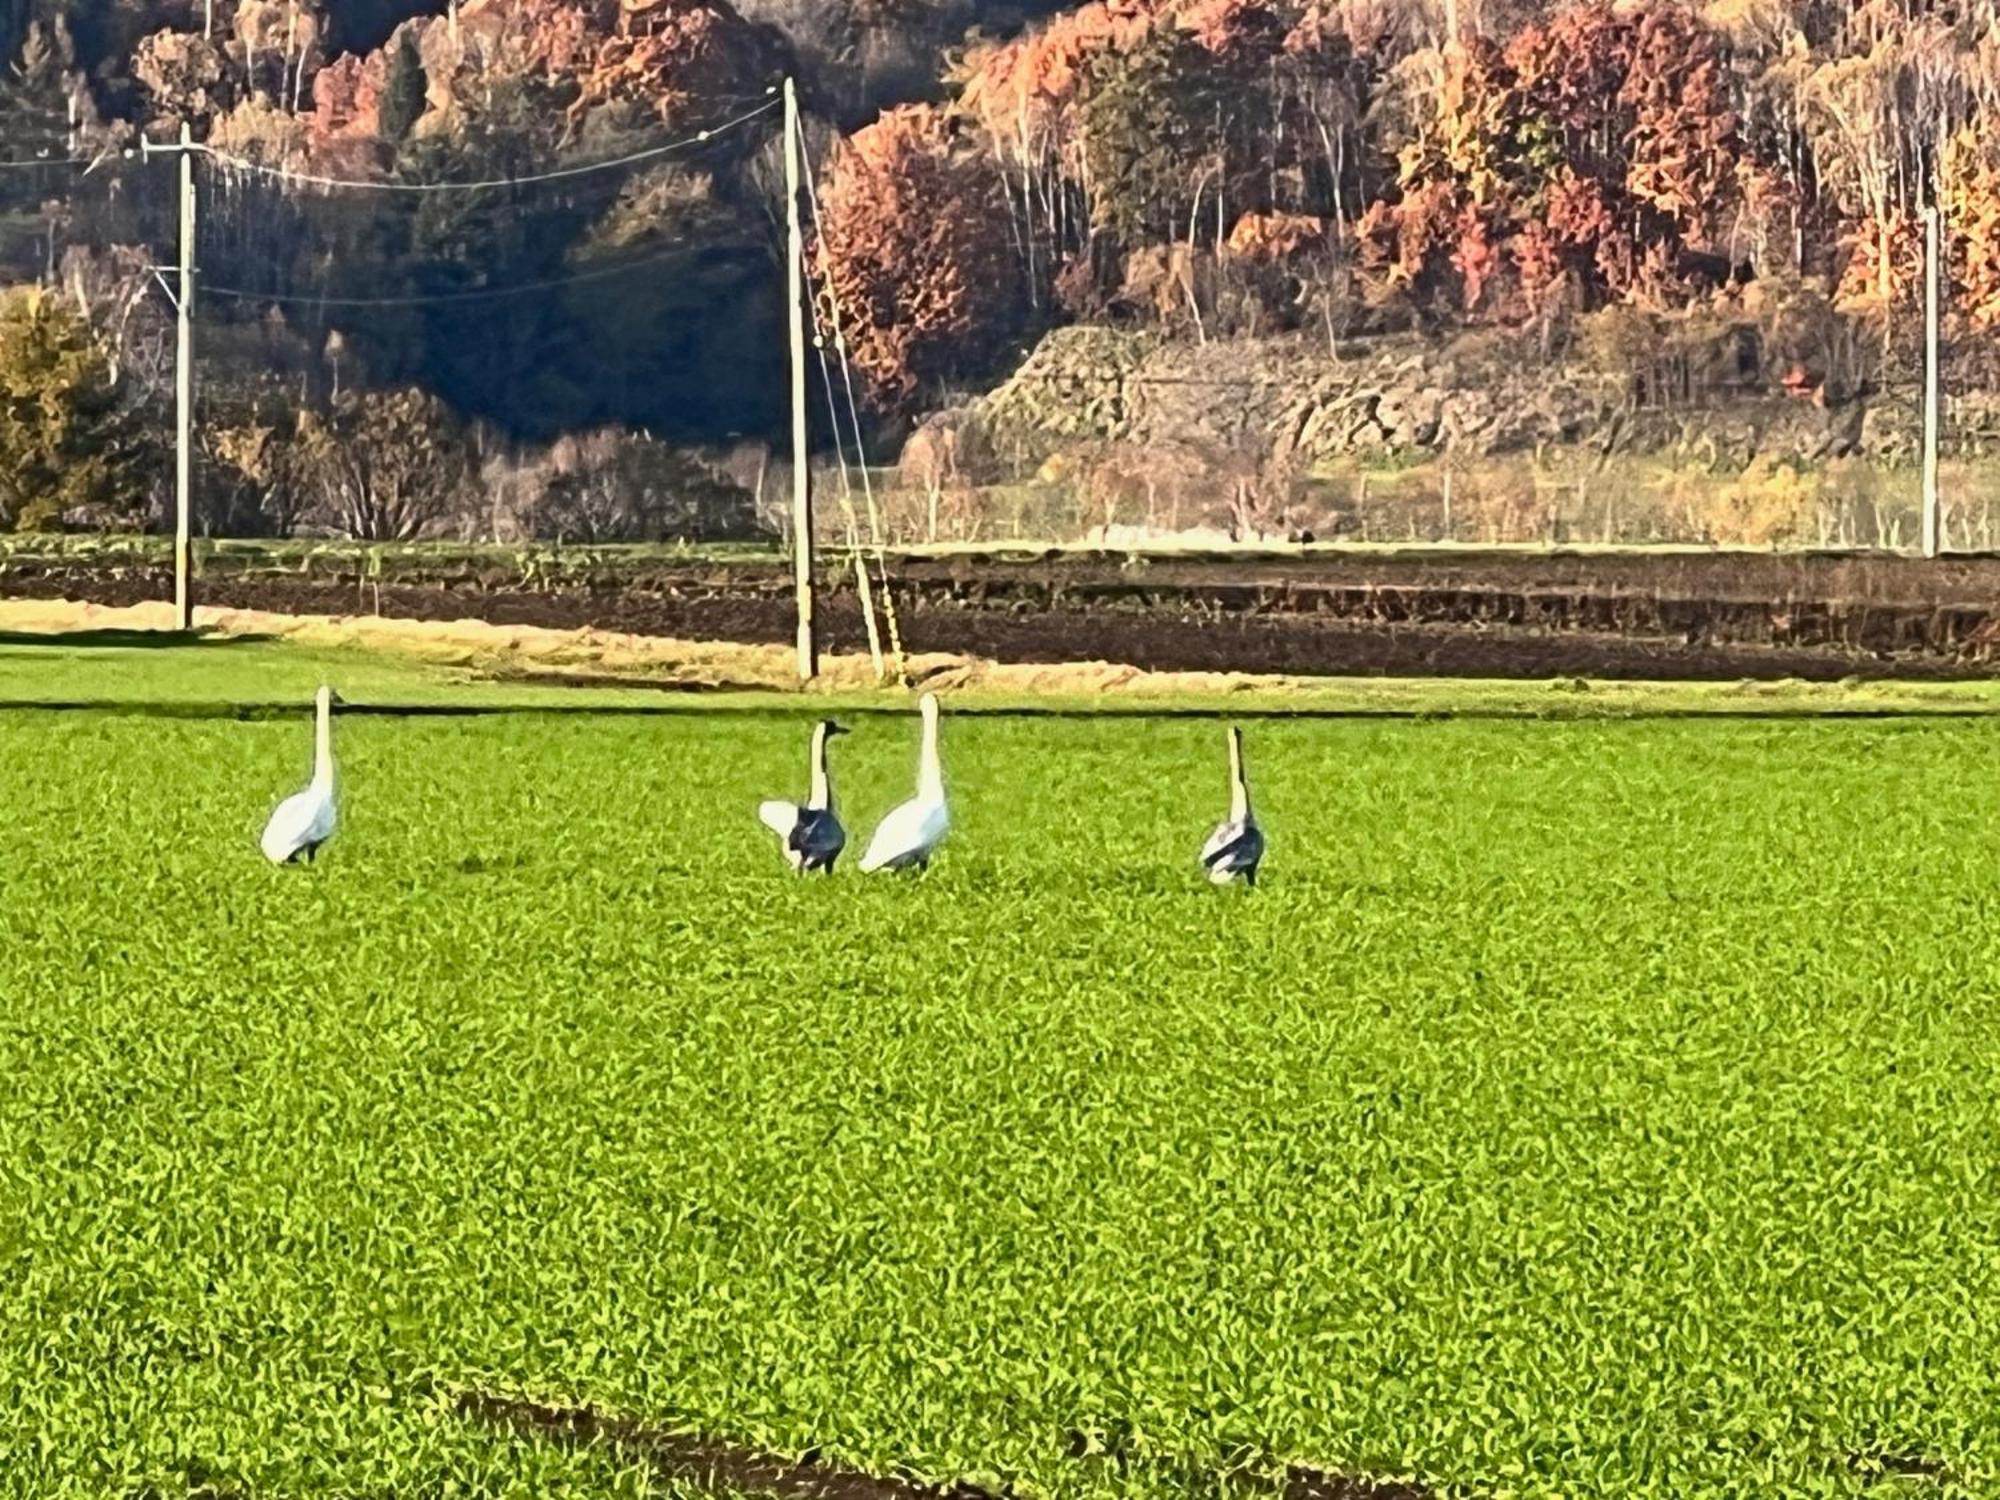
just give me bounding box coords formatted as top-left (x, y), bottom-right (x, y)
top-left (461, 1393), bottom-right (1012, 1500)
top-left (1064, 1426), bottom-right (1427, 1500)
top-left (523, 671), bottom-right (775, 695)
top-left (463, 1391), bottom-right (1962, 1497)
top-left (1845, 1448), bottom-right (1952, 1484)
top-left (2, 697), bottom-right (1999, 724)
top-left (0, 628), bottom-right (276, 650)
top-left (461, 1392), bottom-right (1427, 1500)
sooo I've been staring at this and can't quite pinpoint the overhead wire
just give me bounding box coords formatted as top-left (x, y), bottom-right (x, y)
top-left (797, 127), bottom-right (908, 682)
top-left (113, 89), bottom-right (896, 601)
top-left (197, 93), bottom-right (781, 194)
top-left (803, 221), bottom-right (888, 679)
top-left (191, 92), bottom-right (784, 309)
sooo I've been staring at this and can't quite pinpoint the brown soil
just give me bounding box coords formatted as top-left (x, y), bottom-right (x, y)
top-left (1845, 1449), bottom-right (1950, 1481)
top-left (462, 1392), bottom-right (1017, 1500)
top-left (461, 1392), bottom-right (1425, 1500)
top-left (9, 548), bottom-right (2000, 681)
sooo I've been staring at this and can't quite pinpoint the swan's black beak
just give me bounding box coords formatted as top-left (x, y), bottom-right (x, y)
top-left (826, 720), bottom-right (851, 736)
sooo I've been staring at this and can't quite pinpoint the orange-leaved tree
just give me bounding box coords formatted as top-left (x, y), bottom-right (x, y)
top-left (1945, 126), bottom-right (2000, 331)
top-left (812, 104), bottom-right (1020, 412)
top-left (1360, 0), bottom-right (1751, 323)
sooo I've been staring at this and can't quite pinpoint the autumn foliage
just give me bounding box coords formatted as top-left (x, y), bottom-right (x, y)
top-left (1945, 127), bottom-right (2000, 331)
top-left (1357, 5), bottom-right (1756, 322)
top-left (290, 0), bottom-right (784, 171)
top-left (884, 0), bottom-right (2000, 389)
top-left (812, 104), bottom-right (1018, 410)
top-left (14, 0), bottom-right (2000, 477)
top-left (931, 0), bottom-right (1775, 365)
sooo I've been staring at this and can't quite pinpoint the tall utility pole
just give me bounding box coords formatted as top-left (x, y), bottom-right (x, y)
top-left (175, 122), bottom-right (197, 629)
top-left (784, 77), bottom-right (817, 680)
top-left (142, 124), bottom-right (199, 630)
top-left (1922, 203), bottom-right (1942, 559)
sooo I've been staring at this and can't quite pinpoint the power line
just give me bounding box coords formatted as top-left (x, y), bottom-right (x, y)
top-left (198, 94), bottom-right (781, 195)
top-left (797, 125), bottom-right (907, 679)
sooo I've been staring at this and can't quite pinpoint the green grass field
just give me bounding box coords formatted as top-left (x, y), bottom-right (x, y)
top-left (4, 638), bottom-right (2000, 1497)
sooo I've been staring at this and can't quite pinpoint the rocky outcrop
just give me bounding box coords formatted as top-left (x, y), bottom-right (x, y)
top-left (946, 326), bottom-right (1987, 476)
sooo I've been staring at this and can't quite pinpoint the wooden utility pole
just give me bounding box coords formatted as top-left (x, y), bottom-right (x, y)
top-left (1922, 203), bottom-right (1942, 559)
top-left (175, 123), bottom-right (196, 628)
top-left (137, 127), bottom-right (202, 629)
top-left (784, 77), bottom-right (817, 680)
top-left (139, 129), bottom-right (201, 627)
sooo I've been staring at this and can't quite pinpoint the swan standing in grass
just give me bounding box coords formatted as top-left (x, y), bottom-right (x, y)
top-left (758, 719), bottom-right (851, 873)
top-left (1200, 724), bottom-right (1265, 886)
top-left (859, 692), bottom-right (949, 873)
top-left (261, 685), bottom-right (339, 865)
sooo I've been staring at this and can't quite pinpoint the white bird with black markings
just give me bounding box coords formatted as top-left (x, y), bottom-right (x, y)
top-left (260, 684), bottom-right (339, 866)
top-left (758, 719), bottom-right (851, 873)
top-left (1199, 724), bottom-right (1265, 887)
top-left (858, 692), bottom-right (949, 874)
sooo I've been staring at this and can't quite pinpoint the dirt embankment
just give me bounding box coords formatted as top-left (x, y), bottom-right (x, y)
top-left (6, 547), bottom-right (2000, 681)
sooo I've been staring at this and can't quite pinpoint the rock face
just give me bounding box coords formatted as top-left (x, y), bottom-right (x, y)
top-left (949, 325), bottom-right (1976, 475)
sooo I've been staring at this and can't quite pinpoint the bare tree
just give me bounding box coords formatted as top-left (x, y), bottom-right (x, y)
top-left (297, 387), bottom-right (475, 541)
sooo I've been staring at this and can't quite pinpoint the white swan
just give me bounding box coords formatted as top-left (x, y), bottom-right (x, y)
top-left (1199, 724), bottom-right (1265, 886)
top-left (758, 719), bottom-right (851, 873)
top-left (859, 692), bottom-right (949, 873)
top-left (261, 685), bottom-right (338, 865)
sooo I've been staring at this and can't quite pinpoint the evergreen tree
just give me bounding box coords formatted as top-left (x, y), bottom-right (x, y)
top-left (0, 288), bottom-right (155, 532)
top-left (378, 30), bottom-right (425, 146)
top-left (0, 18), bottom-right (77, 163)
top-left (0, 18), bottom-right (81, 281)
top-left (0, 0), bottom-right (30, 74)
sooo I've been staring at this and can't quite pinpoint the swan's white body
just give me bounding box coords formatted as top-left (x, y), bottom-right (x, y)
top-left (859, 692), bottom-right (949, 873)
top-left (261, 686), bottom-right (337, 865)
top-left (758, 720), bottom-right (849, 873)
top-left (1199, 724), bottom-right (1264, 886)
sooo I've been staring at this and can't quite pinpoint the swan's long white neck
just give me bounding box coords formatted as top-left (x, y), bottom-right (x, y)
top-left (917, 698), bottom-right (943, 802)
top-left (1227, 726), bottom-right (1249, 824)
top-left (807, 721), bottom-right (832, 809)
top-left (312, 690), bottom-right (334, 792)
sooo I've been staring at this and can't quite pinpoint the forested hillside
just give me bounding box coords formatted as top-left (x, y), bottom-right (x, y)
top-left (0, 0), bottom-right (1995, 544)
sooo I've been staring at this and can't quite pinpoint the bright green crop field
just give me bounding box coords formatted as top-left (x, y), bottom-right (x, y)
top-left (3, 653), bottom-right (2000, 1496)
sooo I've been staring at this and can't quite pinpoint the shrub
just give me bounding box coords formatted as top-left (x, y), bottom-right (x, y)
top-left (1700, 457), bottom-right (1820, 545)
top-left (294, 387), bottom-right (476, 541)
top-left (489, 428), bottom-right (759, 543)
